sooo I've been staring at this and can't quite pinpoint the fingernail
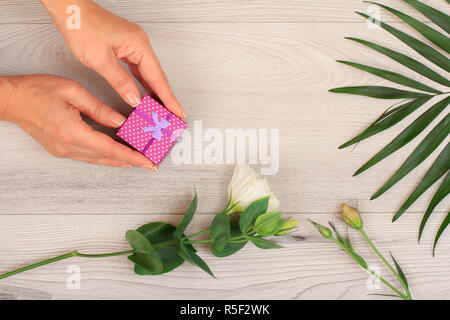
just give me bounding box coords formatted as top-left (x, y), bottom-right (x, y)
top-left (112, 113), bottom-right (126, 126)
top-left (144, 164), bottom-right (158, 172)
top-left (120, 164), bottom-right (132, 168)
top-left (125, 92), bottom-right (141, 107)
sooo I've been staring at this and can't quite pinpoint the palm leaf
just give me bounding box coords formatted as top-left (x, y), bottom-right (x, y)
top-left (337, 61), bottom-right (441, 93)
top-left (403, 0), bottom-right (450, 34)
top-left (333, 1), bottom-right (450, 252)
top-left (372, 112), bottom-right (450, 200)
top-left (339, 97), bottom-right (431, 149)
top-left (393, 142), bottom-right (450, 221)
top-left (346, 38), bottom-right (450, 87)
top-left (354, 96), bottom-right (449, 176)
top-left (329, 86), bottom-right (430, 99)
top-left (434, 212), bottom-right (450, 256)
top-left (419, 173), bottom-right (450, 242)
top-left (366, 1), bottom-right (450, 53)
top-left (357, 12), bottom-right (450, 72)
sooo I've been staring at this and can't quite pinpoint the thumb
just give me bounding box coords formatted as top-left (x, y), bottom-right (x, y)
top-left (96, 54), bottom-right (141, 107)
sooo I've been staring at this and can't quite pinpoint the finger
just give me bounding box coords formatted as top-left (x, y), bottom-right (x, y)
top-left (138, 46), bottom-right (186, 118)
top-left (67, 86), bottom-right (126, 128)
top-left (95, 52), bottom-right (141, 107)
top-left (53, 143), bottom-right (131, 168)
top-left (127, 62), bottom-right (153, 96)
top-left (86, 158), bottom-right (132, 168)
top-left (72, 156), bottom-right (131, 168)
top-left (70, 146), bottom-right (132, 167)
top-left (77, 128), bottom-right (158, 172)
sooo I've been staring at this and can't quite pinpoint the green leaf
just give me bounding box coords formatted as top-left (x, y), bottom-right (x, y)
top-left (210, 212), bottom-right (231, 255)
top-left (419, 173), bottom-right (450, 242)
top-left (355, 96), bottom-right (450, 176)
top-left (433, 212), bottom-right (450, 256)
top-left (254, 212), bottom-right (282, 236)
top-left (357, 12), bottom-right (450, 72)
top-left (126, 230), bottom-right (163, 274)
top-left (126, 229), bottom-right (153, 253)
top-left (329, 222), bottom-right (347, 247)
top-left (339, 97), bottom-right (431, 149)
top-left (249, 237), bottom-right (282, 249)
top-left (346, 37), bottom-right (450, 87)
top-left (213, 220), bottom-right (248, 257)
top-left (394, 142), bottom-right (450, 221)
top-left (403, 0), bottom-right (450, 34)
top-left (372, 112), bottom-right (450, 199)
top-left (178, 241), bottom-right (215, 278)
top-left (345, 227), bottom-right (353, 251)
top-left (174, 189), bottom-right (198, 238)
top-left (134, 222), bottom-right (193, 275)
top-left (239, 197), bottom-right (270, 233)
top-left (366, 1), bottom-right (450, 53)
top-left (337, 61), bottom-right (441, 93)
top-left (128, 252), bottom-right (163, 275)
top-left (390, 252), bottom-right (409, 289)
top-left (223, 193), bottom-right (233, 213)
top-left (353, 252), bottom-right (368, 269)
top-left (329, 86), bottom-right (430, 99)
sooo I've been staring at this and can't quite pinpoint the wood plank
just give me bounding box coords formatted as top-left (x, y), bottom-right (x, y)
top-left (0, 0), bottom-right (448, 24)
top-left (0, 212), bottom-right (448, 299)
top-left (0, 22), bottom-right (448, 215)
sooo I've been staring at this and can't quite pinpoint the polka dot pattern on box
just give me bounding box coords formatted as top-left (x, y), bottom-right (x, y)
top-left (117, 95), bottom-right (187, 165)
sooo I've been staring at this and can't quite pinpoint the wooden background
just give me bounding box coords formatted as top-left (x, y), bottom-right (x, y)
top-left (0, 0), bottom-right (449, 299)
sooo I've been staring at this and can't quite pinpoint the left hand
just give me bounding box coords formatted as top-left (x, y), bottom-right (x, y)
top-left (1, 74), bottom-right (158, 171)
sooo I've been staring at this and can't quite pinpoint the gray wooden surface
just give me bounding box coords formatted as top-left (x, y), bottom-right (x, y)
top-left (0, 0), bottom-right (449, 300)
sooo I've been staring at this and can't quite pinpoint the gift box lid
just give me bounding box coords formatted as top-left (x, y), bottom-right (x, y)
top-left (116, 95), bottom-right (187, 165)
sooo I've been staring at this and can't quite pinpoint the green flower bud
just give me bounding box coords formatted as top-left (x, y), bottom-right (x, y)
top-left (275, 219), bottom-right (298, 236)
top-left (254, 212), bottom-right (282, 236)
top-left (308, 219), bottom-right (332, 239)
top-left (341, 203), bottom-right (363, 230)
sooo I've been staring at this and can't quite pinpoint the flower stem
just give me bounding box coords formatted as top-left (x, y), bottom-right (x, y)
top-left (0, 251), bottom-right (76, 280)
top-left (153, 240), bottom-right (178, 248)
top-left (186, 239), bottom-right (212, 244)
top-left (331, 238), bottom-right (408, 300)
top-left (0, 249), bottom-right (133, 280)
top-left (359, 228), bottom-right (411, 298)
top-left (367, 268), bottom-right (407, 300)
top-left (182, 234), bottom-right (247, 245)
top-left (75, 250), bottom-right (134, 258)
top-left (228, 239), bottom-right (248, 243)
top-left (183, 228), bottom-right (210, 240)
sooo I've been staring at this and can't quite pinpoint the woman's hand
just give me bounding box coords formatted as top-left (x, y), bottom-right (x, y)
top-left (40, 0), bottom-right (185, 118)
top-left (0, 75), bottom-right (157, 171)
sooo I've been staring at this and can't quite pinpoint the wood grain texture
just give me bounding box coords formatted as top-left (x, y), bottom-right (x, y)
top-left (0, 22), bottom-right (448, 215)
top-left (0, 212), bottom-right (449, 300)
top-left (0, 0), bottom-right (449, 300)
top-left (0, 0), bottom-right (448, 23)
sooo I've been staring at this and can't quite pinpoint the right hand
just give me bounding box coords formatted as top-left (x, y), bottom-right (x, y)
top-left (1, 75), bottom-right (157, 171)
top-left (40, 0), bottom-right (185, 118)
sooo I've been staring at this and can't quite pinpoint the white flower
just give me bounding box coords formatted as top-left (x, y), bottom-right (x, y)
top-left (227, 165), bottom-right (280, 214)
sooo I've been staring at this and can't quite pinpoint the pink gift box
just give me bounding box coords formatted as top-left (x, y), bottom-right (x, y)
top-left (117, 95), bottom-right (187, 165)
